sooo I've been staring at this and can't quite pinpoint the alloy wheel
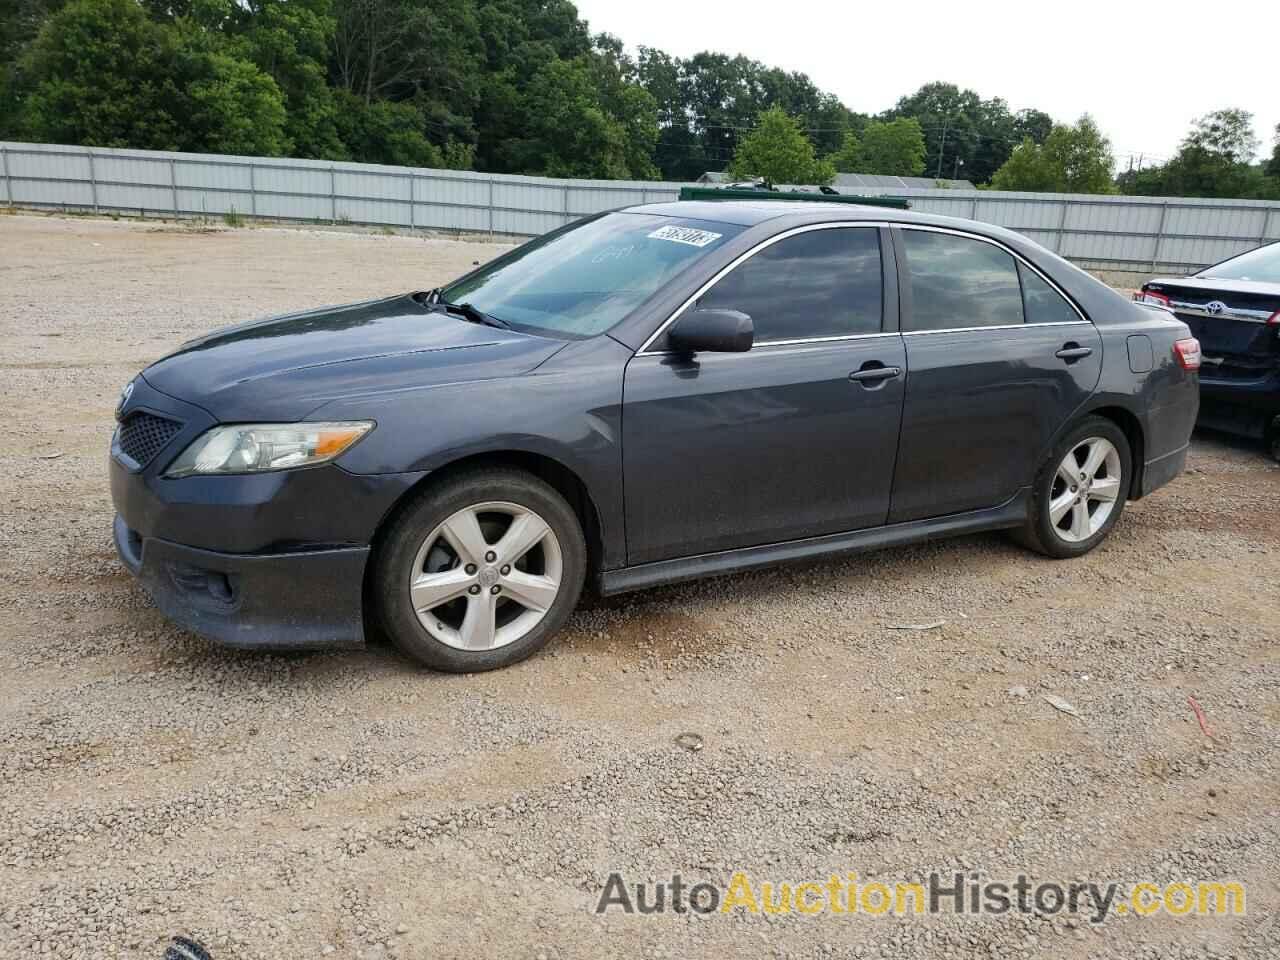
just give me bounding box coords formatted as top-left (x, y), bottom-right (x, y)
top-left (408, 501), bottom-right (563, 651)
top-left (1048, 436), bottom-right (1122, 543)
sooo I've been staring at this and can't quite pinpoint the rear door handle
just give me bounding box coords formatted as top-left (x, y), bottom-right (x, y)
top-left (1055, 346), bottom-right (1093, 361)
top-left (849, 366), bottom-right (902, 383)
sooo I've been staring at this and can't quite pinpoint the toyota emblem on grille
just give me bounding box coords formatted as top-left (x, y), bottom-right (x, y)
top-left (117, 379), bottom-right (135, 414)
top-left (1205, 300), bottom-right (1227, 315)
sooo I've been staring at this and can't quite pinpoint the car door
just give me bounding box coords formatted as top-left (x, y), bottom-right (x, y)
top-left (888, 226), bottom-right (1103, 524)
top-left (621, 224), bottom-right (906, 566)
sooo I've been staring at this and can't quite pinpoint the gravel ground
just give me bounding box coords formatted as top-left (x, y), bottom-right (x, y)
top-left (1, 213), bottom-right (1278, 960)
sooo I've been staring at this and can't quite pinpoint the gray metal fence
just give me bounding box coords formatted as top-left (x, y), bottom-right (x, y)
top-left (4, 140), bottom-right (1279, 275)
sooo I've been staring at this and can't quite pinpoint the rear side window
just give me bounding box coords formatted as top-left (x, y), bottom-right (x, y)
top-left (1018, 262), bottom-right (1080, 325)
top-left (695, 227), bottom-right (882, 342)
top-left (902, 230), bottom-right (1023, 331)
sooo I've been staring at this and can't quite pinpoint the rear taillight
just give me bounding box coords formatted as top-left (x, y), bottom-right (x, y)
top-left (1137, 289), bottom-right (1171, 307)
top-left (1174, 337), bottom-right (1202, 371)
top-left (1268, 310), bottom-right (1280, 326)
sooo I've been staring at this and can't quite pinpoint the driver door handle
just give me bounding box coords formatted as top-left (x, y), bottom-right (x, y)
top-left (849, 365), bottom-right (902, 383)
top-left (1055, 346), bottom-right (1093, 361)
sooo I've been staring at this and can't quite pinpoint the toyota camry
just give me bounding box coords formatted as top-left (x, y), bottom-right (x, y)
top-left (110, 201), bottom-right (1200, 672)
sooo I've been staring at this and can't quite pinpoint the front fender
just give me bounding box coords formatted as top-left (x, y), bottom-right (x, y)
top-left (316, 336), bottom-right (631, 568)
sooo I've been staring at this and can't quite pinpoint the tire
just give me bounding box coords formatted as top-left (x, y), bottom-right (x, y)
top-left (1016, 416), bottom-right (1132, 559)
top-left (373, 468), bottom-right (586, 672)
top-left (1267, 416), bottom-right (1280, 464)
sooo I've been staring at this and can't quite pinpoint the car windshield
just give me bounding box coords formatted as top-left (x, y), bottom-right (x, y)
top-left (1199, 242), bottom-right (1280, 282)
top-left (440, 212), bottom-right (743, 337)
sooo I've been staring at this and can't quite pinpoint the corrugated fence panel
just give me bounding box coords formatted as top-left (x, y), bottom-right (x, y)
top-left (254, 191), bottom-right (328, 221)
top-left (415, 202), bottom-right (489, 233)
top-left (97, 183), bottom-right (174, 212)
top-left (336, 169), bottom-right (407, 202)
top-left (1062, 230), bottom-right (1155, 266)
top-left (982, 198), bottom-right (1062, 231)
top-left (336, 197), bottom-right (405, 226)
top-left (1158, 236), bottom-right (1258, 269)
top-left (178, 188), bottom-right (255, 217)
top-left (4, 141), bottom-right (1280, 274)
top-left (1068, 199), bottom-right (1164, 237)
top-left (97, 152), bottom-right (173, 186)
top-left (254, 163), bottom-right (331, 198)
top-left (1164, 204), bottom-right (1266, 240)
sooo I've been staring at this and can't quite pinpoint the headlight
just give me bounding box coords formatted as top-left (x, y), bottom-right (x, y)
top-left (164, 421), bottom-right (373, 477)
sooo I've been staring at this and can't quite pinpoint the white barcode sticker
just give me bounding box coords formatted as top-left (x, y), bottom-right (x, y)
top-left (647, 225), bottom-right (723, 247)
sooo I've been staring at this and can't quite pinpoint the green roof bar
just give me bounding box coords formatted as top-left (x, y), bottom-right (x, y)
top-left (677, 186), bottom-right (910, 210)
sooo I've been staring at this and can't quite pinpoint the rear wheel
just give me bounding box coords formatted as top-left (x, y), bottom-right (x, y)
top-left (1017, 416), bottom-right (1131, 559)
top-left (374, 469), bottom-right (586, 672)
top-left (1267, 416), bottom-right (1280, 464)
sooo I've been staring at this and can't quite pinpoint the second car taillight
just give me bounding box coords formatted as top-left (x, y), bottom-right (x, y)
top-left (1174, 337), bottom-right (1202, 371)
top-left (1137, 289), bottom-right (1171, 307)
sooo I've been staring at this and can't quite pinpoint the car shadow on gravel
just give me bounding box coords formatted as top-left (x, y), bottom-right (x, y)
top-left (1192, 425), bottom-right (1277, 463)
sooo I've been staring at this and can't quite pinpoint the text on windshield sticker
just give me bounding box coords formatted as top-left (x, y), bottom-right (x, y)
top-left (647, 225), bottom-right (723, 247)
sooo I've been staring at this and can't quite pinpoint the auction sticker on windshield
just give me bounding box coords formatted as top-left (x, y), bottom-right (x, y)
top-left (648, 225), bottom-right (723, 247)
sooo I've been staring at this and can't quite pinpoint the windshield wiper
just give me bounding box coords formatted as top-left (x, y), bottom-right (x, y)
top-left (421, 291), bottom-right (510, 330)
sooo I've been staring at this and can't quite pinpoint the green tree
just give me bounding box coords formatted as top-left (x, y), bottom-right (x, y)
top-left (1122, 110), bottom-right (1277, 199)
top-left (1043, 115), bottom-right (1115, 193)
top-left (232, 0), bottom-right (346, 159)
top-left (331, 90), bottom-right (440, 167)
top-left (990, 115), bottom-right (1115, 193)
top-left (856, 117), bottom-right (926, 176)
top-left (1184, 108), bottom-right (1258, 163)
top-left (18, 0), bottom-right (184, 148)
top-left (886, 82), bottom-right (1056, 184)
top-left (1268, 124), bottom-right (1280, 179)
top-left (830, 130), bottom-right (860, 173)
top-left (728, 106), bottom-right (834, 185)
top-left (511, 54), bottom-right (656, 179)
top-left (1013, 108), bottom-right (1053, 145)
top-left (18, 0), bottom-right (287, 154)
top-left (989, 137), bottom-right (1058, 191)
top-left (181, 46), bottom-right (289, 155)
top-left (885, 82), bottom-right (980, 180)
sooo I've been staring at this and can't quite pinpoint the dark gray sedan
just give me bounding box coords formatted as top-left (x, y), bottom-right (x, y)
top-left (110, 201), bottom-right (1200, 671)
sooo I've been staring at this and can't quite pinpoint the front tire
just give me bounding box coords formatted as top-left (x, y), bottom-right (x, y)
top-left (373, 468), bottom-right (586, 672)
top-left (1017, 416), bottom-right (1132, 559)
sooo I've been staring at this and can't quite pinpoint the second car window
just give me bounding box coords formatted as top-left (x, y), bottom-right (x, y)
top-left (902, 230), bottom-right (1024, 332)
top-left (696, 227), bottom-right (882, 342)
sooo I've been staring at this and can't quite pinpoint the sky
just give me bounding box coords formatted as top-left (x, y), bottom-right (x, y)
top-left (572, 0), bottom-right (1279, 173)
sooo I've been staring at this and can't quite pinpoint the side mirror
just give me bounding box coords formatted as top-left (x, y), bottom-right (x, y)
top-left (667, 309), bottom-right (754, 354)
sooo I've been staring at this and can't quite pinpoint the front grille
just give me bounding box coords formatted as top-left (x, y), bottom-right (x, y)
top-left (117, 412), bottom-right (183, 467)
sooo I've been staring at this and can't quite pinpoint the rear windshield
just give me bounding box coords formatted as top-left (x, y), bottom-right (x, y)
top-left (441, 212), bottom-right (743, 337)
top-left (1199, 242), bottom-right (1280, 283)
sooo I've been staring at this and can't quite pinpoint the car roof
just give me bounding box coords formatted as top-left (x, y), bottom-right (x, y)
top-left (623, 199), bottom-right (1031, 244)
top-left (606, 199), bottom-right (1139, 348)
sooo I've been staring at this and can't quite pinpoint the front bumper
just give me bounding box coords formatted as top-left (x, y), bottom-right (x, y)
top-left (110, 374), bottom-right (427, 649)
top-left (114, 515), bottom-right (369, 649)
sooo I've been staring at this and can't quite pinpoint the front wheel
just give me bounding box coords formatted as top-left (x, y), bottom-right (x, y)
top-left (373, 468), bottom-right (586, 672)
top-left (1016, 416), bottom-right (1132, 559)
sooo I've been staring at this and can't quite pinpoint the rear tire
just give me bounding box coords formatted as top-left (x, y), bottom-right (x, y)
top-left (1016, 416), bottom-right (1132, 559)
top-left (1267, 416), bottom-right (1280, 464)
top-left (373, 468), bottom-right (586, 672)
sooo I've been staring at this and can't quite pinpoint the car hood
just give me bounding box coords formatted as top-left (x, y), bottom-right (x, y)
top-left (142, 293), bottom-right (568, 421)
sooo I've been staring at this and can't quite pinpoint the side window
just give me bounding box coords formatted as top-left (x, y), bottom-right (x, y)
top-left (902, 230), bottom-right (1024, 331)
top-left (695, 227), bottom-right (882, 342)
top-left (1018, 262), bottom-right (1080, 324)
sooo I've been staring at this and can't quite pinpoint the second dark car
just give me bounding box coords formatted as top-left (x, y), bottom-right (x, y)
top-left (111, 201), bottom-right (1201, 671)
top-left (1137, 240), bottom-right (1280, 460)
